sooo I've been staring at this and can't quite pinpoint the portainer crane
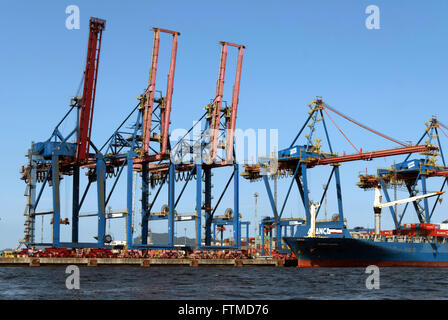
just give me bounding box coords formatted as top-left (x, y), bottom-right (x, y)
top-left (96, 26), bottom-right (181, 249)
top-left (242, 97), bottom-right (438, 255)
top-left (99, 31), bottom-right (247, 250)
top-left (20, 18), bottom-right (249, 251)
top-left (21, 17), bottom-right (106, 249)
top-left (165, 41), bottom-right (246, 249)
top-left (357, 117), bottom-right (448, 233)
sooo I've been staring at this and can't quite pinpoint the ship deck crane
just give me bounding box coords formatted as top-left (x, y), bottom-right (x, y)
top-left (372, 188), bottom-right (443, 236)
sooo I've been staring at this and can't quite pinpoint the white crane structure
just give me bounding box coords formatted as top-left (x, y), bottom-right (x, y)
top-left (373, 187), bottom-right (444, 235)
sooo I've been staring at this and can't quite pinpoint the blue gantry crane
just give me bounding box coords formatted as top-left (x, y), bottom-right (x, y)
top-left (242, 97), bottom-right (438, 255)
top-left (357, 117), bottom-right (448, 231)
top-left (19, 18), bottom-right (250, 251)
top-left (21, 17), bottom-right (106, 249)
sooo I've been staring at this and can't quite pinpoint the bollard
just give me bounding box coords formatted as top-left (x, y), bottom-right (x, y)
top-left (190, 259), bottom-right (199, 267)
top-left (88, 259), bottom-right (98, 267)
top-left (29, 259), bottom-right (40, 267)
top-left (234, 259), bottom-right (243, 267)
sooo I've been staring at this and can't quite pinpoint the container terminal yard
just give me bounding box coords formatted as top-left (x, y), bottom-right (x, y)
top-left (3, 14), bottom-right (448, 268)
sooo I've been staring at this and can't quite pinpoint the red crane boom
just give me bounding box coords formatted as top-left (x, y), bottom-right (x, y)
top-left (242, 145), bottom-right (438, 180)
top-left (141, 27), bottom-right (180, 157)
top-left (208, 41), bottom-right (245, 162)
top-left (312, 145), bottom-right (437, 166)
top-left (75, 17), bottom-right (106, 162)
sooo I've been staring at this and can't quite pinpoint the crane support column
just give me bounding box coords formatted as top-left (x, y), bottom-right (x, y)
top-left (168, 162), bottom-right (175, 247)
top-left (51, 155), bottom-right (61, 248)
top-left (262, 175), bottom-right (278, 222)
top-left (196, 164), bottom-right (202, 249)
top-left (72, 165), bottom-right (80, 243)
top-left (126, 154), bottom-right (134, 248)
top-left (233, 163), bottom-right (240, 247)
top-left (96, 156), bottom-right (106, 248)
top-left (141, 163), bottom-right (149, 245)
top-left (204, 168), bottom-right (213, 246)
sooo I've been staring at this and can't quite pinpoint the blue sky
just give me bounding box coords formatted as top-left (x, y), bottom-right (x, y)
top-left (1, 0), bottom-right (448, 248)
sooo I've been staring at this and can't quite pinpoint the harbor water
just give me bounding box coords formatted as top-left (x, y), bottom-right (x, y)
top-left (1, 266), bottom-right (448, 300)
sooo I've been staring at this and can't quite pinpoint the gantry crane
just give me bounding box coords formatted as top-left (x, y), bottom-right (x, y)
top-left (20, 19), bottom-right (249, 251)
top-left (20, 17), bottom-right (106, 248)
top-left (357, 117), bottom-right (448, 231)
top-left (97, 33), bottom-right (246, 250)
top-left (158, 41), bottom-right (246, 249)
top-left (96, 27), bottom-right (181, 249)
top-left (242, 97), bottom-right (438, 254)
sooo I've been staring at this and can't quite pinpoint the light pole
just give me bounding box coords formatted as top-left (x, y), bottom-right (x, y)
top-left (254, 192), bottom-right (259, 252)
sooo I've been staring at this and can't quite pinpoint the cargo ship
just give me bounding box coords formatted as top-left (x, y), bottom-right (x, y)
top-left (284, 189), bottom-right (448, 267)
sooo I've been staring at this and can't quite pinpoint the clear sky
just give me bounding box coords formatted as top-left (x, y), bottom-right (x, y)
top-left (1, 0), bottom-right (448, 249)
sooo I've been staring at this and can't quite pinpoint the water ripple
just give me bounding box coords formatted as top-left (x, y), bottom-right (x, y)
top-left (0, 266), bottom-right (448, 299)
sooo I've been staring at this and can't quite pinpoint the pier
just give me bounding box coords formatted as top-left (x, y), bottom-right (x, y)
top-left (0, 257), bottom-right (298, 267)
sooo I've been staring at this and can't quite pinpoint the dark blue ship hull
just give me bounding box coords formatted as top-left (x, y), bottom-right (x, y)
top-left (284, 236), bottom-right (448, 267)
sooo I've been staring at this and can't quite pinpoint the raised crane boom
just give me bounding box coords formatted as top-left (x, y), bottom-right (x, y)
top-left (207, 41), bottom-right (245, 163)
top-left (75, 17), bottom-right (106, 162)
top-left (372, 187), bottom-right (444, 235)
top-left (141, 27), bottom-right (180, 157)
top-left (374, 189), bottom-right (444, 209)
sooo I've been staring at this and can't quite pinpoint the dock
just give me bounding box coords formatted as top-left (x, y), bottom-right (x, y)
top-left (0, 257), bottom-right (298, 267)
